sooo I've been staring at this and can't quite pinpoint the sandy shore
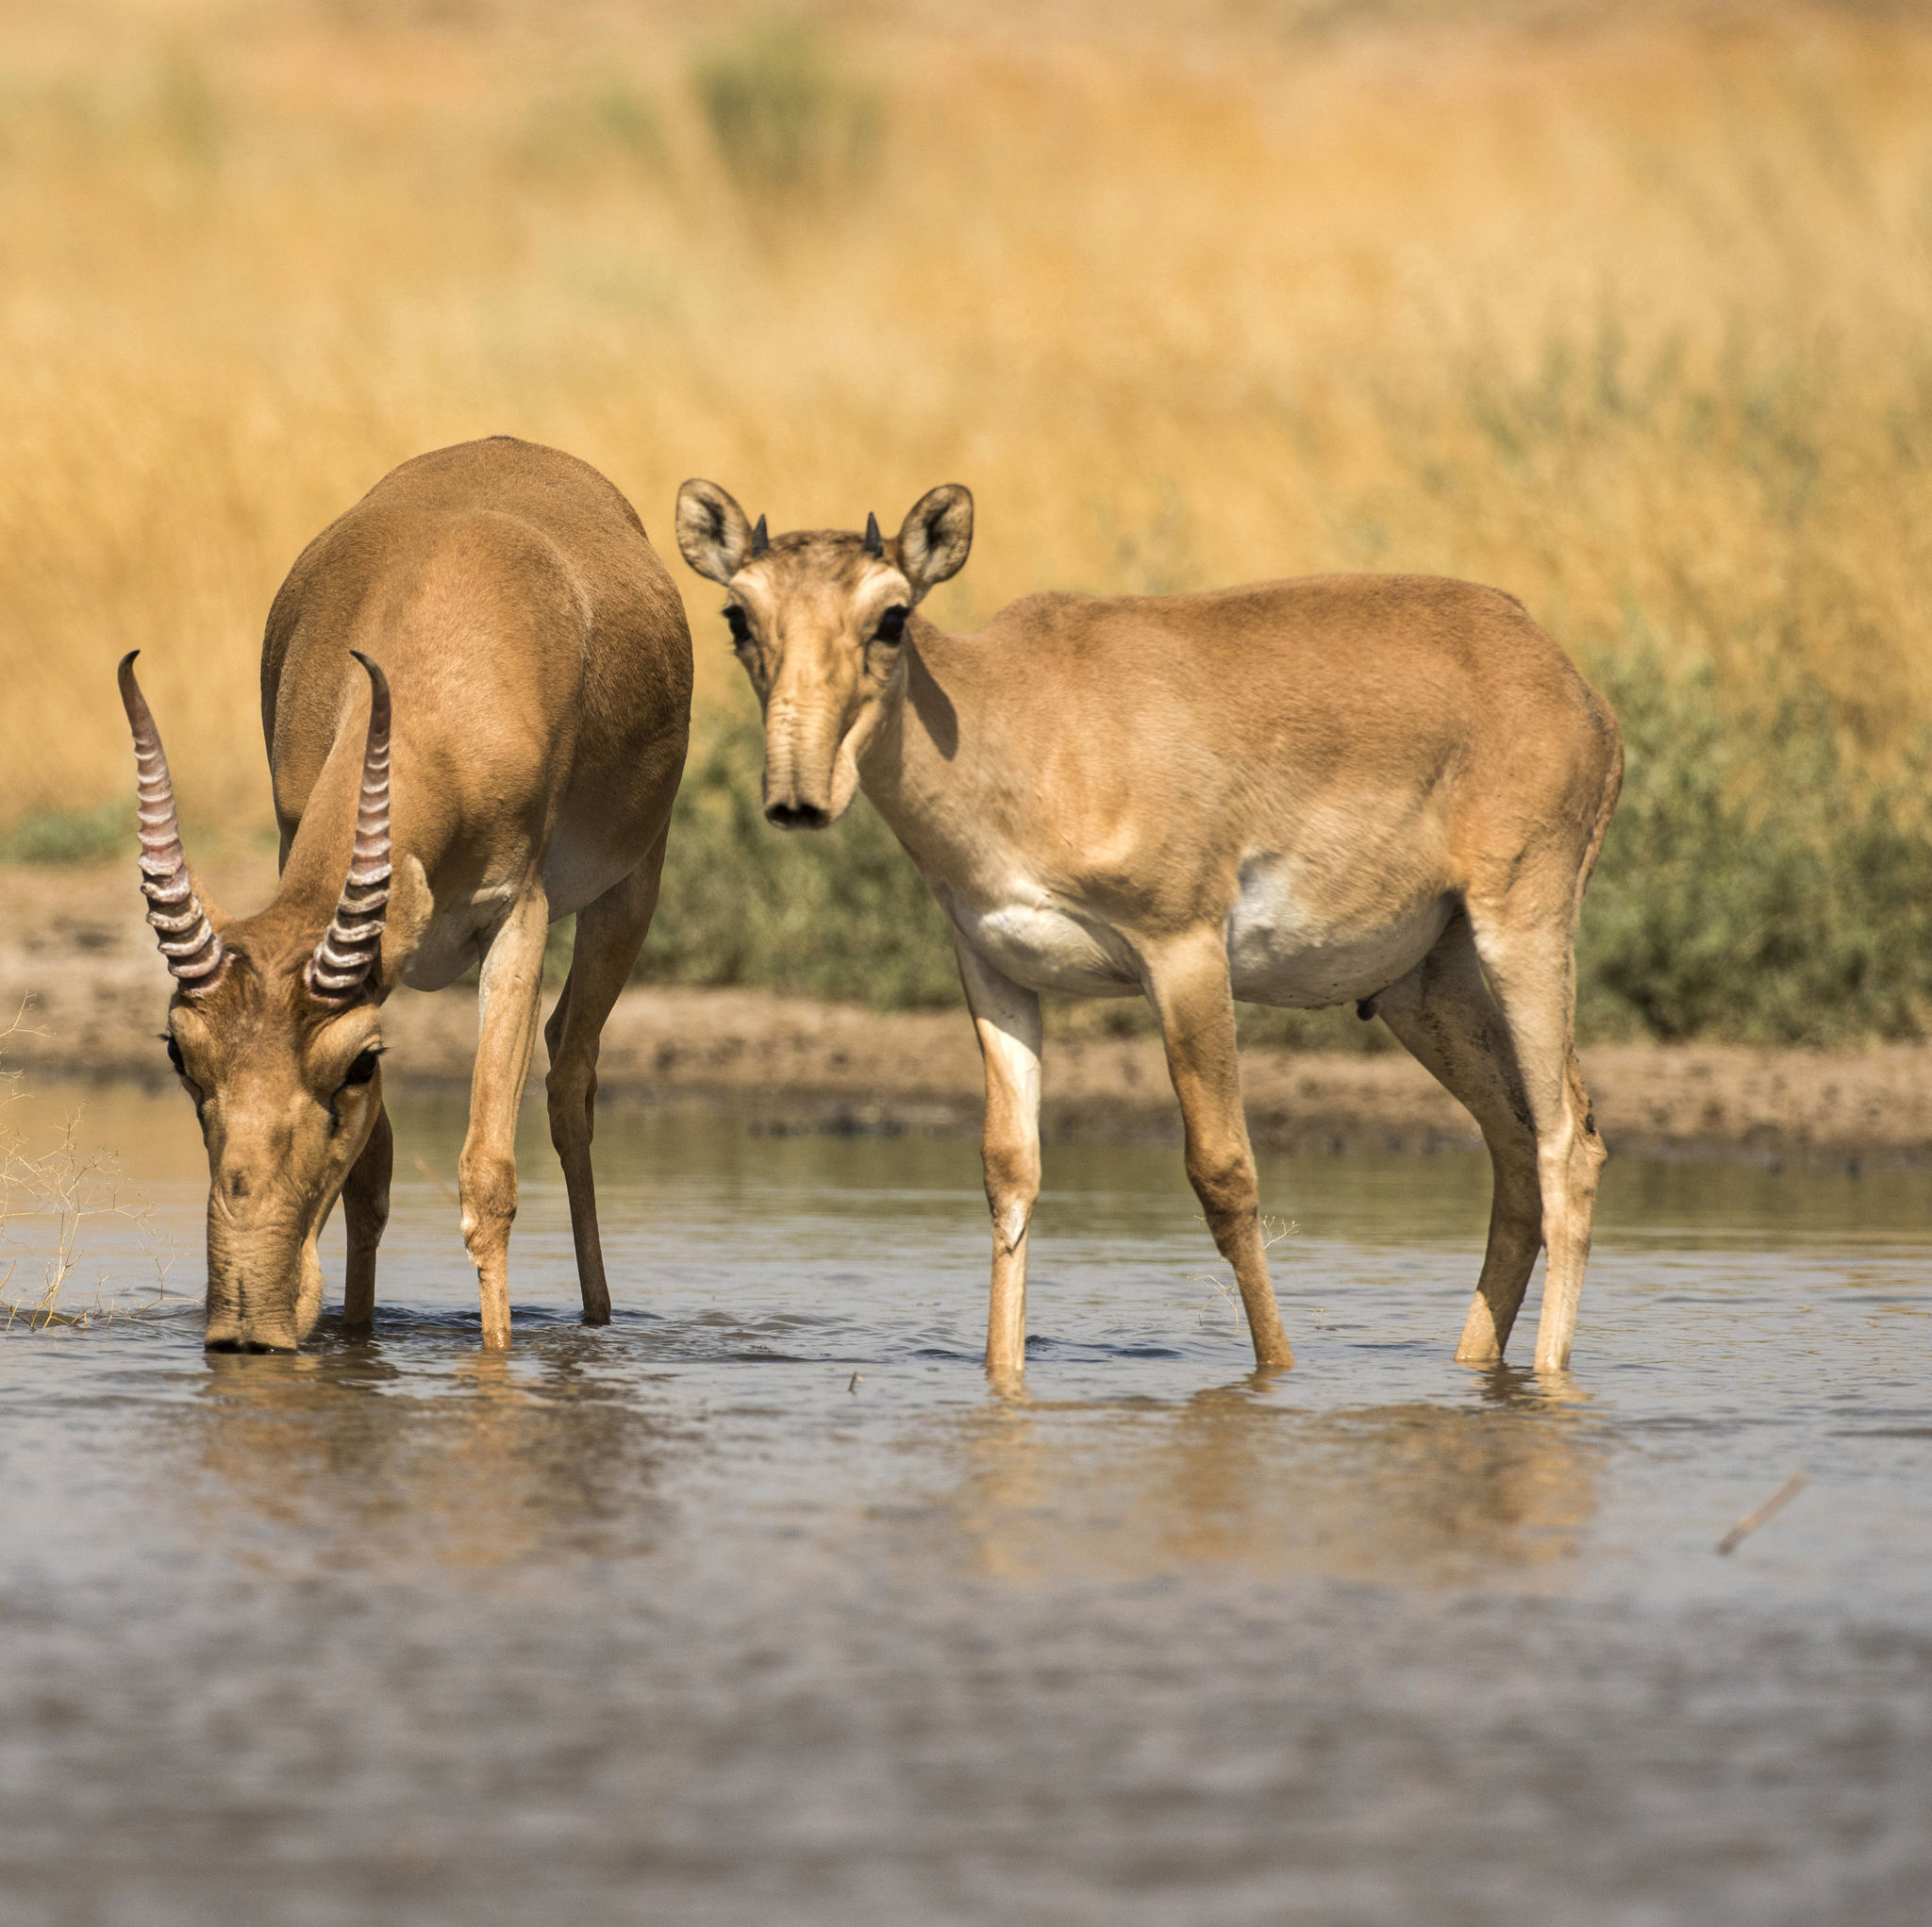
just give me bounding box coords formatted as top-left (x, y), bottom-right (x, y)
top-left (8, 856), bottom-right (1931, 1170)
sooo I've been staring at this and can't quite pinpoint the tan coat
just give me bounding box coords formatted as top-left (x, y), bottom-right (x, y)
top-left (679, 480), bottom-right (1621, 1379)
top-left (125, 439), bottom-right (691, 1350)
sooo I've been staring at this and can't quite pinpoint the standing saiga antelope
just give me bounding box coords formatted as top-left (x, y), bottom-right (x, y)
top-left (123, 438), bottom-right (691, 1352)
top-left (676, 479), bottom-right (1623, 1379)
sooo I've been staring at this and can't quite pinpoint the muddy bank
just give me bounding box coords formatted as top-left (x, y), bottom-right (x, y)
top-left (7, 857), bottom-right (1931, 1170)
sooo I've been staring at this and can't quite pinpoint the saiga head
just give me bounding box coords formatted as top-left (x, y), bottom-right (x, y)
top-left (119, 652), bottom-right (393, 1352)
top-left (675, 481), bottom-right (974, 828)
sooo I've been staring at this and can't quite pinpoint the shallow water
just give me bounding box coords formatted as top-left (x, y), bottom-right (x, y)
top-left (3, 1084), bottom-right (1930, 1926)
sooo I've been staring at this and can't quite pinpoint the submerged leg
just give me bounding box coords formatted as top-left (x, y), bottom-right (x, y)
top-left (956, 939), bottom-right (1042, 1385)
top-left (544, 839), bottom-right (670, 1324)
top-left (1468, 905), bottom-right (1607, 1374)
top-left (462, 885), bottom-right (551, 1351)
top-left (340, 1089), bottom-right (392, 1333)
top-left (1374, 914), bottom-right (1543, 1363)
top-left (1143, 929), bottom-right (1292, 1370)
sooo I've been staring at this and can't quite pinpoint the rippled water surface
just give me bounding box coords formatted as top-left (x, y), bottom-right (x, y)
top-left (4, 1084), bottom-right (1930, 1925)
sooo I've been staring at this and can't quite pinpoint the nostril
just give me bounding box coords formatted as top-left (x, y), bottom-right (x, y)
top-left (765, 802), bottom-right (829, 831)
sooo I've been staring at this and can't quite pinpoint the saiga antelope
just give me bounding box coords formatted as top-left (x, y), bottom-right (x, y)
top-left (676, 479), bottom-right (1622, 1379)
top-left (123, 438), bottom-right (692, 1352)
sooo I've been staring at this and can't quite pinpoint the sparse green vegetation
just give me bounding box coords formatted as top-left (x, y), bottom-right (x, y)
top-left (642, 696), bottom-right (959, 1009)
top-left (691, 19), bottom-right (881, 195)
top-left (519, 80), bottom-right (666, 179)
top-left (1577, 647), bottom-right (1932, 1046)
top-left (1, 801), bottom-right (131, 866)
top-left (154, 45), bottom-right (225, 168)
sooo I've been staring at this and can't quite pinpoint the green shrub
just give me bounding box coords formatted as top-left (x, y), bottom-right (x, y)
top-left (1, 800), bottom-right (131, 865)
top-left (1578, 644), bottom-right (1932, 1045)
top-left (691, 19), bottom-right (881, 195)
top-left (155, 46), bottom-right (225, 169)
top-left (518, 81), bottom-right (666, 179)
top-left (641, 692), bottom-right (958, 1007)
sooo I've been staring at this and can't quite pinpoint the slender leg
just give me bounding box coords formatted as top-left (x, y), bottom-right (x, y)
top-left (544, 838), bottom-right (671, 1324)
top-left (1373, 915), bottom-right (1543, 1363)
top-left (955, 938), bottom-right (1043, 1385)
top-left (461, 884), bottom-right (551, 1352)
top-left (1467, 905), bottom-right (1607, 1374)
top-left (340, 1088), bottom-right (391, 1333)
top-left (1142, 930), bottom-right (1292, 1370)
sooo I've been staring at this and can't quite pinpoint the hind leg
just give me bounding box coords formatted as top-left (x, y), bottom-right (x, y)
top-left (1466, 901), bottom-right (1607, 1374)
top-left (545, 831), bottom-right (670, 1324)
top-left (1374, 915), bottom-right (1542, 1363)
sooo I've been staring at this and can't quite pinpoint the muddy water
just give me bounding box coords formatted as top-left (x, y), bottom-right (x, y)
top-left (3, 1084), bottom-right (1929, 1926)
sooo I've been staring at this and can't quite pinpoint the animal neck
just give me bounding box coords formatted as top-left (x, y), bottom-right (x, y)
top-left (265, 707), bottom-right (423, 992)
top-left (855, 612), bottom-right (975, 856)
top-left (277, 735), bottom-right (364, 902)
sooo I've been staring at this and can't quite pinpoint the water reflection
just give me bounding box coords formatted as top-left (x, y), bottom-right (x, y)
top-left (184, 1338), bottom-right (673, 1571)
top-left (170, 1337), bottom-right (1605, 1602)
top-left (942, 1368), bottom-right (1604, 1589)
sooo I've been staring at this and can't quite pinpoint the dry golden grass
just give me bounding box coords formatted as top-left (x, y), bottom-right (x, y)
top-left (2, 0), bottom-right (1930, 837)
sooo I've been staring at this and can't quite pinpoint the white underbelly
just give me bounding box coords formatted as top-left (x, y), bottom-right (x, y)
top-left (399, 878), bottom-right (528, 992)
top-left (947, 890), bottom-right (1141, 998)
top-left (947, 857), bottom-right (1451, 1009)
top-left (1225, 855), bottom-right (1450, 1008)
top-left (393, 834), bottom-right (614, 996)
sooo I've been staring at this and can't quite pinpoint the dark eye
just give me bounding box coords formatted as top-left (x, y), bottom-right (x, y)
top-left (724, 606), bottom-right (751, 646)
top-left (341, 1049), bottom-right (380, 1088)
top-left (165, 1035), bottom-right (185, 1075)
top-left (874, 606), bottom-right (908, 645)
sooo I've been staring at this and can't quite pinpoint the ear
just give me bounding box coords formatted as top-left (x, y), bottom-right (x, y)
top-left (675, 479), bottom-right (758, 584)
top-left (894, 485), bottom-right (974, 603)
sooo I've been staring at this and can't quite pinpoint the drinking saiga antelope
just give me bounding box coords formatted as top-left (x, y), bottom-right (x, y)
top-left (123, 438), bottom-right (692, 1352)
top-left (676, 479), bottom-right (1623, 1378)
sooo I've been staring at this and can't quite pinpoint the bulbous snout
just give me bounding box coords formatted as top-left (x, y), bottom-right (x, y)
top-left (760, 696), bottom-right (842, 832)
top-left (203, 1215), bottom-right (325, 1355)
top-left (760, 689), bottom-right (857, 832)
top-left (764, 798), bottom-right (830, 831)
top-left (203, 1285), bottom-right (304, 1354)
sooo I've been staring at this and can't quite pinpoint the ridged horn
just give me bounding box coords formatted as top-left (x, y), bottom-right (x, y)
top-left (306, 652), bottom-right (392, 1003)
top-left (117, 652), bottom-right (225, 994)
top-left (863, 512), bottom-right (883, 558)
top-left (750, 513), bottom-right (770, 557)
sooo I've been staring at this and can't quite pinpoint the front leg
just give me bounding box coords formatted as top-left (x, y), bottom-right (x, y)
top-left (955, 938), bottom-right (1042, 1385)
top-left (1142, 930), bottom-right (1293, 1370)
top-left (462, 886), bottom-right (551, 1351)
top-left (340, 1088), bottom-right (391, 1332)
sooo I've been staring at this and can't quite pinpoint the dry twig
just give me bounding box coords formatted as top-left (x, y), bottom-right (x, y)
top-left (1191, 1214), bottom-right (1296, 1334)
top-left (1716, 1471), bottom-right (1809, 1555)
top-left (0, 1007), bottom-right (185, 1331)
